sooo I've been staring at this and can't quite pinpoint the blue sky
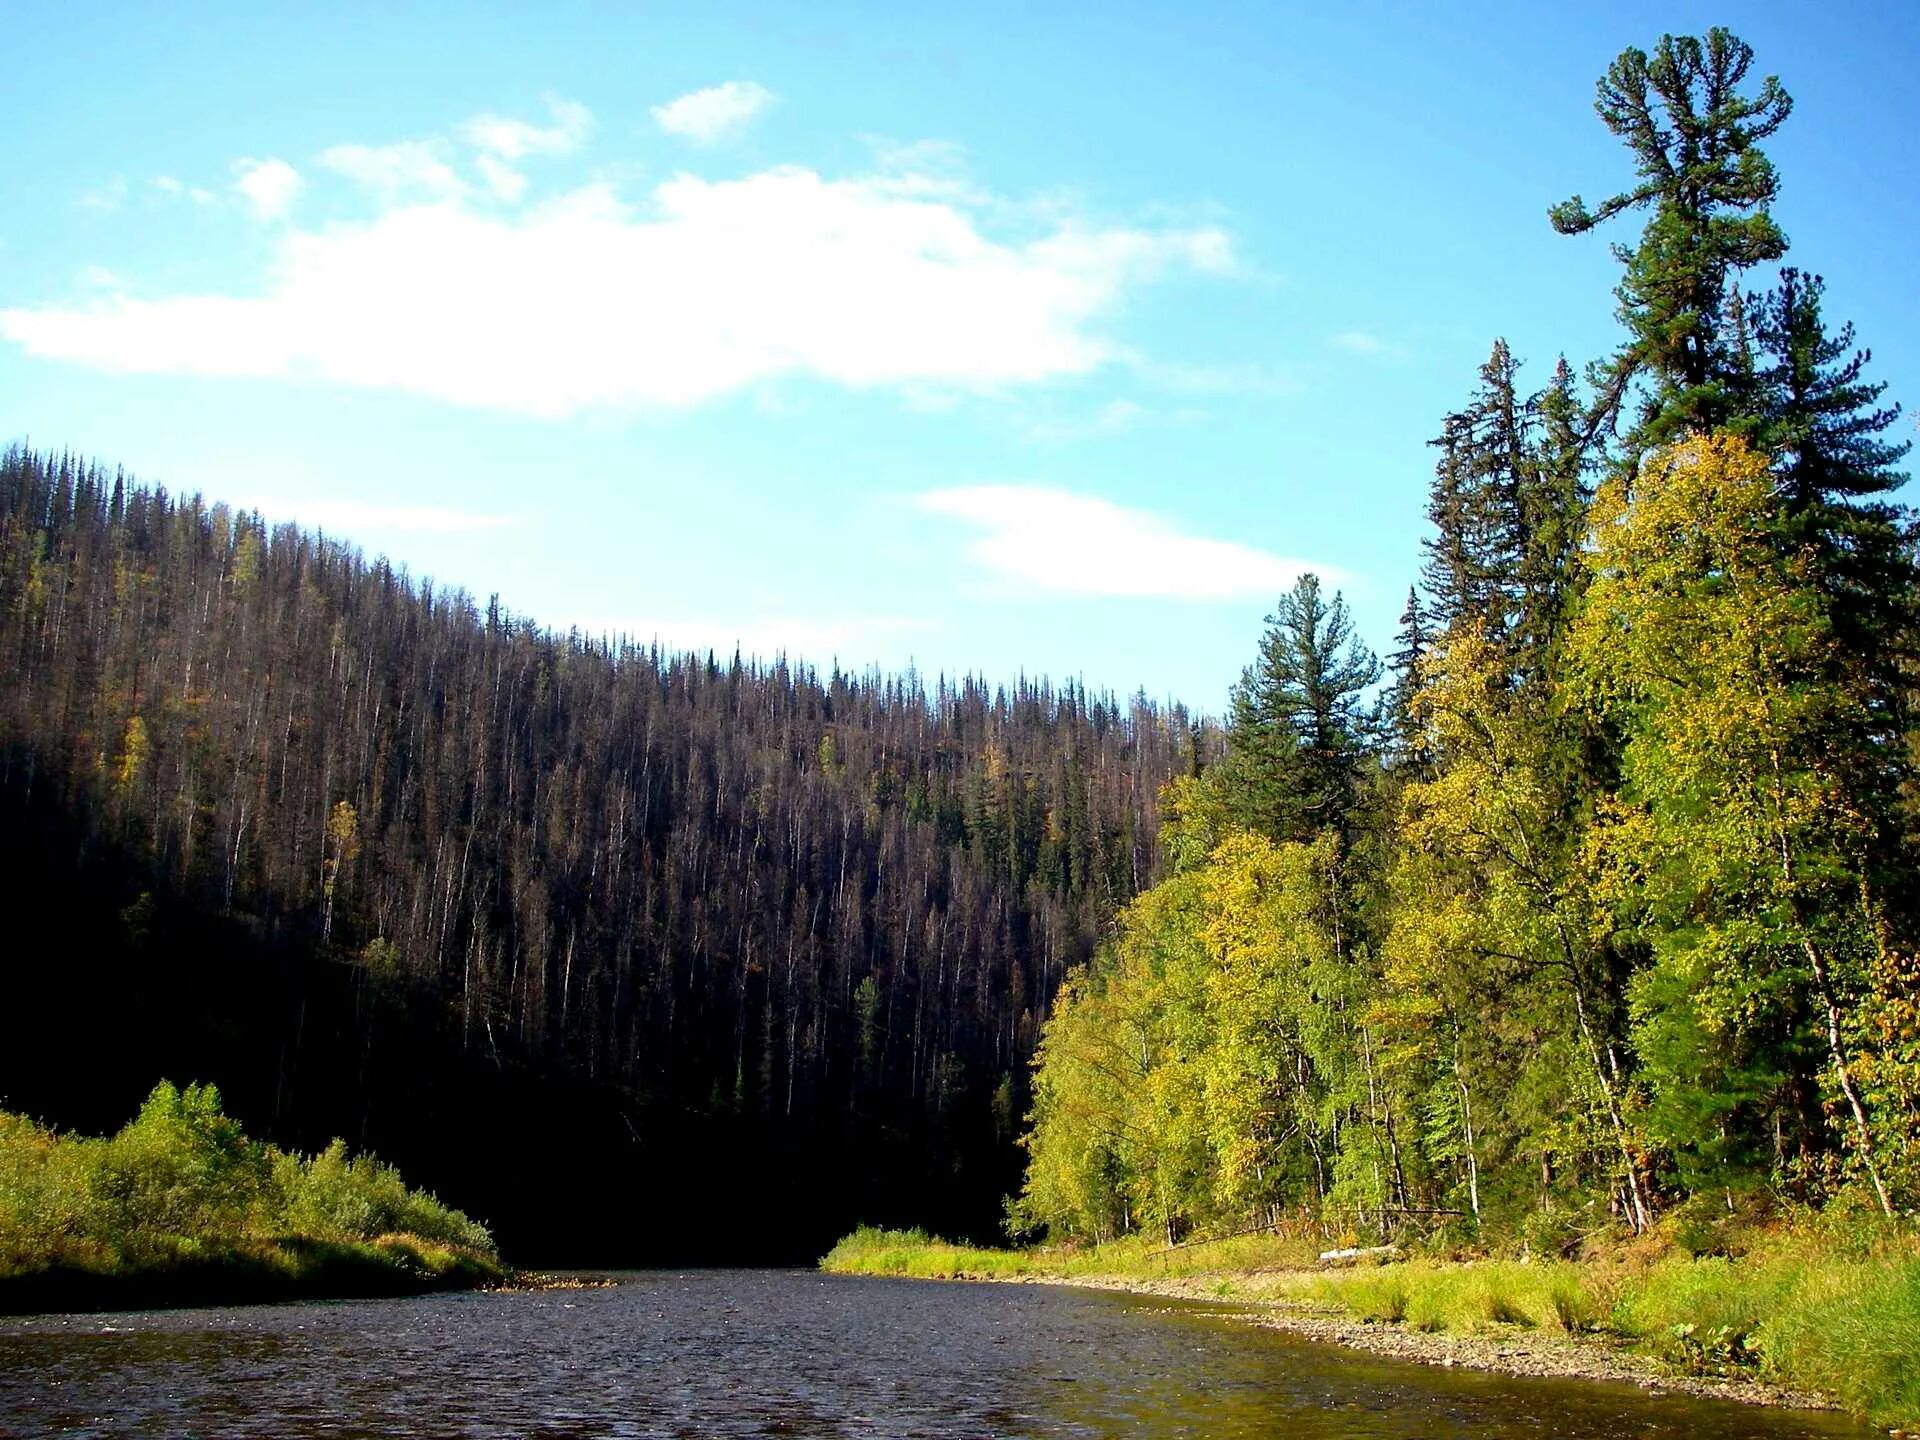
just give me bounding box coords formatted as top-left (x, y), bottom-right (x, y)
top-left (3, 2), bottom-right (1915, 710)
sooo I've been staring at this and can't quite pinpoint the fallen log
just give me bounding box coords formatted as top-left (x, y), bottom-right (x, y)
top-left (1317, 1244), bottom-right (1404, 1268)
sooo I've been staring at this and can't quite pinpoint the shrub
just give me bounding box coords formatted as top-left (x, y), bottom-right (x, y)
top-left (0, 1081), bottom-right (496, 1292)
top-left (93, 1083), bottom-right (269, 1250)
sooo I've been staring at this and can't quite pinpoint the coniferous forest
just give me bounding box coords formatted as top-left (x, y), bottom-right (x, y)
top-left (0, 446), bottom-right (1210, 1259)
top-left (1014, 28), bottom-right (1920, 1250)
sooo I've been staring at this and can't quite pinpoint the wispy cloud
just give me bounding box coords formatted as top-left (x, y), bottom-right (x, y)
top-left (1328, 329), bottom-right (1406, 360)
top-left (319, 140), bottom-right (472, 202)
top-left (1137, 359), bottom-right (1303, 397)
top-left (153, 175), bottom-right (216, 205)
top-left (1020, 398), bottom-right (1152, 443)
top-left (315, 99), bottom-right (593, 207)
top-left (232, 158), bottom-right (301, 221)
top-left (651, 81), bottom-right (777, 143)
top-left (465, 97), bottom-right (593, 159)
top-left (917, 486), bottom-right (1332, 600)
top-left (3, 157), bottom-right (1230, 416)
top-left (79, 176), bottom-right (128, 215)
top-left (461, 97), bottom-right (594, 200)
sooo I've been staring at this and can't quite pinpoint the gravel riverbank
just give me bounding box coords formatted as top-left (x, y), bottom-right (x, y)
top-left (991, 1271), bottom-right (1845, 1417)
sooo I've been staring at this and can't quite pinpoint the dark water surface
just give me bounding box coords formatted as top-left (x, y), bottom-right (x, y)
top-left (0, 1270), bottom-right (1874, 1438)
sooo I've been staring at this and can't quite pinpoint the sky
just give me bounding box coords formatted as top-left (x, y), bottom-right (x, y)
top-left (3, 2), bottom-right (1916, 712)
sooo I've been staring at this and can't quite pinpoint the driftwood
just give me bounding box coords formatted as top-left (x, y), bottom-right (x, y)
top-left (1145, 1220), bottom-right (1286, 1257)
top-left (1317, 1244), bottom-right (1404, 1268)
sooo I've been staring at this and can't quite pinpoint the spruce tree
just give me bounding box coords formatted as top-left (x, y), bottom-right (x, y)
top-left (1382, 587), bottom-right (1431, 774)
top-left (1756, 267), bottom-right (1911, 514)
top-left (1420, 342), bottom-right (1589, 680)
top-left (1225, 574), bottom-right (1380, 846)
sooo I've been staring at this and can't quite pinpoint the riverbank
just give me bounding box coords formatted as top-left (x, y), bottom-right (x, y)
top-left (822, 1225), bottom-right (1920, 1429)
top-left (0, 1234), bottom-right (503, 1314)
top-left (0, 1082), bottom-right (503, 1313)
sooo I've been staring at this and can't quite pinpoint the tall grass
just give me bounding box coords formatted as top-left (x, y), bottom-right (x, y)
top-left (820, 1225), bottom-right (1322, 1281)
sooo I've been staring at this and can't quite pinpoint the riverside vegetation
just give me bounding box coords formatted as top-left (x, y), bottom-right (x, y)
top-left (825, 1221), bottom-right (1920, 1427)
top-left (829, 26), bottom-right (1920, 1431)
top-left (0, 1081), bottom-right (501, 1311)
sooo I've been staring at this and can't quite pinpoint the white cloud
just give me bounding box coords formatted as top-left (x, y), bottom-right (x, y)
top-left (0, 166), bottom-right (1230, 416)
top-left (918, 486), bottom-right (1331, 600)
top-left (458, 98), bottom-right (594, 202)
top-left (319, 140), bottom-right (471, 201)
top-left (315, 98), bottom-right (591, 207)
top-left (232, 158), bottom-right (302, 221)
top-left (474, 154), bottom-right (528, 203)
top-left (861, 137), bottom-right (979, 201)
top-left (464, 97), bottom-right (593, 159)
top-left (651, 81), bottom-right (776, 143)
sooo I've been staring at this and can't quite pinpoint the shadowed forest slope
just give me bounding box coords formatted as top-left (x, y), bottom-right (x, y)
top-left (0, 445), bottom-right (1212, 1260)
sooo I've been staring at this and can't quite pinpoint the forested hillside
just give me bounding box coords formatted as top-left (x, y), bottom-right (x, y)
top-left (0, 449), bottom-right (1210, 1259)
top-left (1016, 28), bottom-right (1920, 1249)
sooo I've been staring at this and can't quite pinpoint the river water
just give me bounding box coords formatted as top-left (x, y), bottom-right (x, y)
top-left (0, 1270), bottom-right (1874, 1438)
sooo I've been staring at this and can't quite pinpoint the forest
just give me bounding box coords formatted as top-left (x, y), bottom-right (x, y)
top-left (0, 440), bottom-right (1210, 1260)
top-left (1013, 27), bottom-right (1920, 1251)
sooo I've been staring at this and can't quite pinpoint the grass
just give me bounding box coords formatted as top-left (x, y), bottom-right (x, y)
top-left (0, 1082), bottom-right (505, 1311)
top-left (821, 1218), bottom-right (1920, 1429)
top-left (820, 1224), bottom-right (1321, 1281)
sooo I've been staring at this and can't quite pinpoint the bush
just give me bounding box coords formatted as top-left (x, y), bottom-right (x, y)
top-left (93, 1082), bottom-right (269, 1250)
top-left (0, 1081), bottom-right (497, 1298)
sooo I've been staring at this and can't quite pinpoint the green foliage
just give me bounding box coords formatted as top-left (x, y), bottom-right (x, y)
top-left (1013, 22), bottom-right (1918, 1271)
top-left (1571, 433), bottom-right (1914, 1211)
top-left (0, 1083), bottom-right (496, 1301)
top-left (276, 1139), bottom-right (493, 1253)
top-left (95, 1081), bottom-right (265, 1245)
top-left (1014, 828), bottom-right (1368, 1243)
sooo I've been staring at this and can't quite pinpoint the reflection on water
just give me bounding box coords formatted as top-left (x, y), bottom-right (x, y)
top-left (0, 1270), bottom-right (1874, 1438)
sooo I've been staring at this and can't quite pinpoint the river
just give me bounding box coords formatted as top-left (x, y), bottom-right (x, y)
top-left (0, 1270), bottom-right (1874, 1437)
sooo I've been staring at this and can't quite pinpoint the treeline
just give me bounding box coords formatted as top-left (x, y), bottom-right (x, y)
top-left (1016, 28), bottom-right (1920, 1248)
top-left (0, 445), bottom-right (1209, 1258)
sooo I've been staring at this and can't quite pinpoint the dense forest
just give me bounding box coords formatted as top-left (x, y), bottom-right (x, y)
top-left (0, 443), bottom-right (1211, 1260)
top-left (1016, 28), bottom-right (1920, 1249)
